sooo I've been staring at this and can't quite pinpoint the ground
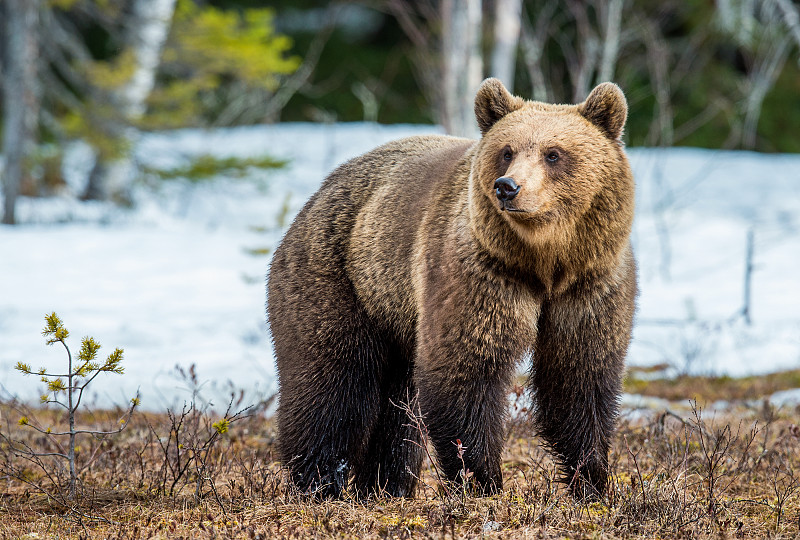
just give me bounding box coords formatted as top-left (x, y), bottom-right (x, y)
top-left (2, 374), bottom-right (800, 539)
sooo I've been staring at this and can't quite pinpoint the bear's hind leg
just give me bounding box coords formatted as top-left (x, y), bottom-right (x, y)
top-left (352, 347), bottom-right (423, 498)
top-left (275, 325), bottom-right (387, 497)
top-left (270, 257), bottom-right (387, 498)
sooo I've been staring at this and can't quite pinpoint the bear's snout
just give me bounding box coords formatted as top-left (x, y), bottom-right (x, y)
top-left (494, 177), bottom-right (520, 202)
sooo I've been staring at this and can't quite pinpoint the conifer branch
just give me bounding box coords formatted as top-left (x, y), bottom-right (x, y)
top-left (10, 313), bottom-right (138, 503)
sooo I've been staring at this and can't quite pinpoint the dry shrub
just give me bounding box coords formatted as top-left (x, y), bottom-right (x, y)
top-left (2, 395), bottom-right (800, 539)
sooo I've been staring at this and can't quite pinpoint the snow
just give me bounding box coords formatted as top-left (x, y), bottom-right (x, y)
top-left (1, 122), bottom-right (798, 410)
top-left (628, 148), bottom-right (800, 377)
top-left (768, 388), bottom-right (800, 408)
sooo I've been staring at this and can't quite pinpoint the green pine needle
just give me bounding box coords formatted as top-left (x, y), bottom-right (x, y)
top-left (47, 379), bottom-right (67, 393)
top-left (15, 362), bottom-right (32, 374)
top-left (42, 312), bottom-right (69, 344)
top-left (104, 348), bottom-right (125, 373)
top-left (212, 418), bottom-right (231, 435)
top-left (78, 336), bottom-right (101, 362)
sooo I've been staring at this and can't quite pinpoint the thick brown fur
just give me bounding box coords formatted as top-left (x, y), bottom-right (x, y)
top-left (268, 78), bottom-right (637, 499)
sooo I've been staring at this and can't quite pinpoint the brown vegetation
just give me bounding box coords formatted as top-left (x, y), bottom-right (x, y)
top-left (1, 377), bottom-right (799, 539)
top-left (627, 367), bottom-right (800, 403)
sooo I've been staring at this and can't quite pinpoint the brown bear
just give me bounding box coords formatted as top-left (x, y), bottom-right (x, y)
top-left (267, 78), bottom-right (637, 499)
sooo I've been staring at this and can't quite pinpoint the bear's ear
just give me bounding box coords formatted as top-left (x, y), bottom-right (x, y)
top-left (474, 78), bottom-right (524, 135)
top-left (579, 82), bottom-right (628, 140)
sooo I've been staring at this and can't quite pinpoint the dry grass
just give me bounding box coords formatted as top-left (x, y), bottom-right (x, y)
top-left (1, 377), bottom-right (800, 539)
top-left (626, 367), bottom-right (800, 402)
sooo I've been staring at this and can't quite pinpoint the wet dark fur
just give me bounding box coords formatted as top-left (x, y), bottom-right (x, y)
top-left (268, 79), bottom-right (637, 498)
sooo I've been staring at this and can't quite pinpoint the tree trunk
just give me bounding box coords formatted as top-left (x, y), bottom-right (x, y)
top-left (120, 0), bottom-right (177, 119)
top-left (597, 0), bottom-right (624, 84)
top-left (520, 3), bottom-right (557, 102)
top-left (441, 0), bottom-right (482, 137)
top-left (566, 0), bottom-right (600, 101)
top-left (490, 0), bottom-right (523, 92)
top-left (775, 0), bottom-right (800, 57)
top-left (741, 34), bottom-right (791, 149)
top-left (2, 0), bottom-right (39, 225)
top-left (82, 0), bottom-right (176, 203)
top-left (641, 17), bottom-right (674, 147)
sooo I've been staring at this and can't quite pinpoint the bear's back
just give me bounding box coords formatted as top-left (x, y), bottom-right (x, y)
top-left (272, 135), bottom-right (468, 347)
top-left (343, 135), bottom-right (474, 345)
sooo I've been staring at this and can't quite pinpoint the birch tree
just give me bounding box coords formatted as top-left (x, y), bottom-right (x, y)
top-left (520, 2), bottom-right (557, 102)
top-left (82, 0), bottom-right (177, 202)
top-left (490, 0), bottom-right (523, 92)
top-left (717, 0), bottom-right (797, 149)
top-left (597, 0), bottom-right (624, 84)
top-left (738, 2), bottom-right (794, 149)
top-left (2, 0), bottom-right (40, 225)
top-left (441, 0), bottom-right (483, 137)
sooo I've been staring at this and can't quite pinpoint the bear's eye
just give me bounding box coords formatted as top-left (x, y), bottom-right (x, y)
top-left (545, 150), bottom-right (560, 163)
top-left (502, 148), bottom-right (513, 161)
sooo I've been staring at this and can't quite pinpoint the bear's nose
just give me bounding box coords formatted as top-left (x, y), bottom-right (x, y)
top-left (494, 177), bottom-right (520, 202)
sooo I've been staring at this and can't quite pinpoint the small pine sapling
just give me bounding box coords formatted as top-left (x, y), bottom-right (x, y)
top-left (14, 312), bottom-right (139, 500)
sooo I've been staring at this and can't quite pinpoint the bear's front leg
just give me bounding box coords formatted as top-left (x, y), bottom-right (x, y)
top-left (414, 282), bottom-right (536, 494)
top-left (531, 263), bottom-right (636, 498)
top-left (415, 361), bottom-right (512, 493)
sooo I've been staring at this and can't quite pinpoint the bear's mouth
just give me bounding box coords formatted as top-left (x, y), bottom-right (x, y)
top-left (500, 200), bottom-right (558, 224)
top-left (499, 201), bottom-right (527, 213)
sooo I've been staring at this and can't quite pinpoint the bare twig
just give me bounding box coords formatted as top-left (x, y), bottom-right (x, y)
top-left (396, 394), bottom-right (454, 501)
top-left (624, 435), bottom-right (648, 507)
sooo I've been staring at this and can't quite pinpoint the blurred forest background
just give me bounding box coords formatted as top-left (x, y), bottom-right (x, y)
top-left (1, 0), bottom-right (799, 224)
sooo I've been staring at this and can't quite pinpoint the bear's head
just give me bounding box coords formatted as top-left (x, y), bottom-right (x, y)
top-left (470, 78), bottom-right (635, 285)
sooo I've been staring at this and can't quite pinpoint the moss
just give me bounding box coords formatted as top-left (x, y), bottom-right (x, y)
top-left (143, 154), bottom-right (288, 182)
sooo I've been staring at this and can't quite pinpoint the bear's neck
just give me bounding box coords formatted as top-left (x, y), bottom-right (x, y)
top-left (468, 188), bottom-right (631, 296)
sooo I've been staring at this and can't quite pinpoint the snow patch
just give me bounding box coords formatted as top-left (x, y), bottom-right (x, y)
top-left (1, 124), bottom-right (799, 409)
